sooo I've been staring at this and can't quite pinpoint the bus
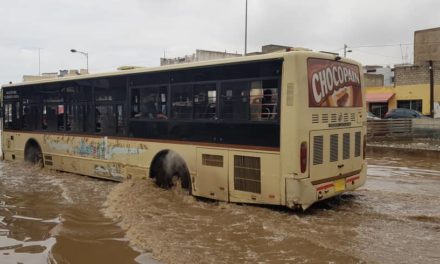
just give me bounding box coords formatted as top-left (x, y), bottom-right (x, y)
top-left (1, 50), bottom-right (366, 210)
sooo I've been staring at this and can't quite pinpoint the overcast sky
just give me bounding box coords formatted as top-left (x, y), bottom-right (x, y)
top-left (1, 0), bottom-right (439, 84)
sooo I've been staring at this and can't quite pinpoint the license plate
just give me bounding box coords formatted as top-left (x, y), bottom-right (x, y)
top-left (334, 179), bottom-right (346, 192)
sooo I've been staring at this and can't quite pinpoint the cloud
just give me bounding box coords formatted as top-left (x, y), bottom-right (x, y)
top-left (1, 0), bottom-right (440, 83)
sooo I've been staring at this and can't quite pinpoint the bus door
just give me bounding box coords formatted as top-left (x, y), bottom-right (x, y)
top-left (195, 148), bottom-right (229, 201)
top-left (3, 99), bottom-right (20, 152)
top-left (309, 127), bottom-right (363, 186)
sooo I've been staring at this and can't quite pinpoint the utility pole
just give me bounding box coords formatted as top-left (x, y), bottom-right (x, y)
top-left (343, 44), bottom-right (348, 57)
top-left (429, 60), bottom-right (434, 117)
top-left (38, 48), bottom-right (41, 76)
top-left (244, 0), bottom-right (248, 55)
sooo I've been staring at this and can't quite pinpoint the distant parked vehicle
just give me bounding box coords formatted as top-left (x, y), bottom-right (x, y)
top-left (367, 111), bottom-right (381, 120)
top-left (383, 108), bottom-right (426, 119)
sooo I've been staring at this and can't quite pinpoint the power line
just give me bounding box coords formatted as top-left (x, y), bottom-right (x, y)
top-left (349, 41), bottom-right (440, 49)
top-left (331, 41), bottom-right (440, 52)
top-left (349, 43), bottom-right (412, 48)
top-left (354, 49), bottom-right (402, 59)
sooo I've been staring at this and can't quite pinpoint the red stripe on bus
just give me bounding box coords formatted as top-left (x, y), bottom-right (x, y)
top-left (346, 175), bottom-right (360, 182)
top-left (316, 183), bottom-right (334, 191)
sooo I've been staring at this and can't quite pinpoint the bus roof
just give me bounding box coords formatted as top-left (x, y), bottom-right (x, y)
top-left (2, 50), bottom-right (358, 88)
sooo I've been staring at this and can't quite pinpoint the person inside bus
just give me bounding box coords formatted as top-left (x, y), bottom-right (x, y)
top-left (261, 89), bottom-right (275, 119)
top-left (135, 93), bottom-right (168, 119)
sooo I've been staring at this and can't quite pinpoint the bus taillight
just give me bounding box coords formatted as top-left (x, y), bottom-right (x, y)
top-left (300, 142), bottom-right (307, 173)
top-left (363, 135), bottom-right (366, 159)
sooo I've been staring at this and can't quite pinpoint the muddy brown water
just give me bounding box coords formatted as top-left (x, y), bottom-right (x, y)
top-left (1, 154), bottom-right (439, 263)
top-left (0, 162), bottom-right (155, 264)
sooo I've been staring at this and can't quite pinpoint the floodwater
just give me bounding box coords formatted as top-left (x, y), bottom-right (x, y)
top-left (1, 154), bottom-right (440, 264)
top-left (0, 162), bottom-right (155, 264)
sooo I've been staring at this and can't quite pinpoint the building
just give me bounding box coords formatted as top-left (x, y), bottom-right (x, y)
top-left (23, 69), bottom-right (88, 82)
top-left (160, 49), bottom-right (242, 66)
top-left (414, 27), bottom-right (440, 65)
top-left (365, 27), bottom-right (440, 118)
top-left (246, 44), bottom-right (295, 56)
top-left (160, 45), bottom-right (298, 66)
top-left (365, 62), bottom-right (440, 118)
top-left (363, 65), bottom-right (394, 86)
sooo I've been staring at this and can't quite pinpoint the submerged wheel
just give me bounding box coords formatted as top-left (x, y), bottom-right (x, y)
top-left (24, 140), bottom-right (43, 167)
top-left (149, 150), bottom-right (191, 193)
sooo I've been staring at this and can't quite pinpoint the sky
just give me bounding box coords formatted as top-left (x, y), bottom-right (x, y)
top-left (1, 0), bottom-right (439, 84)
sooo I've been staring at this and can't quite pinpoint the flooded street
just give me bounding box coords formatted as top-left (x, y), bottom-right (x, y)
top-left (1, 154), bottom-right (439, 263)
top-left (0, 162), bottom-right (153, 264)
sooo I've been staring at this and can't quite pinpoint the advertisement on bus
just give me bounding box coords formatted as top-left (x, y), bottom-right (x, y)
top-left (308, 58), bottom-right (362, 107)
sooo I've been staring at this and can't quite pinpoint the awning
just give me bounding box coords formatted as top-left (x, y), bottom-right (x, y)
top-left (366, 92), bottom-right (394, 103)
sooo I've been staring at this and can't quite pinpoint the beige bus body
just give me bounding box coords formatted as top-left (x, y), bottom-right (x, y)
top-left (2, 51), bottom-right (366, 210)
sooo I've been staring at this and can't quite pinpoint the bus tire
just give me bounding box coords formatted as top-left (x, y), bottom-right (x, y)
top-left (24, 139), bottom-right (43, 168)
top-left (149, 149), bottom-right (169, 180)
top-left (149, 150), bottom-right (191, 193)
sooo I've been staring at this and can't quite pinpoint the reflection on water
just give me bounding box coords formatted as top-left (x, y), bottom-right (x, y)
top-left (0, 161), bottom-right (153, 264)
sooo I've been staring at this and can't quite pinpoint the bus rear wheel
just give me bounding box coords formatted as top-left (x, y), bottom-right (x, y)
top-left (24, 140), bottom-right (43, 167)
top-left (149, 150), bottom-right (191, 193)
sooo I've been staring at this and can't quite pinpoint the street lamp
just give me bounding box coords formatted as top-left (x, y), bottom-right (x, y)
top-left (343, 44), bottom-right (352, 57)
top-left (70, 49), bottom-right (89, 73)
top-left (244, 0), bottom-right (248, 55)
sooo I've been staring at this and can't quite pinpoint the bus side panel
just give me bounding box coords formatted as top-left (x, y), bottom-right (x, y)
top-left (194, 148), bottom-right (229, 201)
top-left (2, 132), bottom-right (19, 161)
top-left (279, 54), bottom-right (303, 207)
top-left (228, 150), bottom-right (281, 205)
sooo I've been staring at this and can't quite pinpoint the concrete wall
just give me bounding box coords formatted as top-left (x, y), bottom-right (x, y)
top-left (414, 27), bottom-right (440, 65)
top-left (363, 66), bottom-right (394, 86)
top-left (160, 50), bottom-right (242, 66)
top-left (364, 73), bottom-right (384, 87)
top-left (195, 50), bottom-right (241, 62)
top-left (394, 63), bottom-right (440, 85)
top-left (23, 73), bottom-right (57, 82)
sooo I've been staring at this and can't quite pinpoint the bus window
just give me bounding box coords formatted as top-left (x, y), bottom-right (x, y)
top-left (171, 84), bottom-right (193, 119)
top-left (67, 104), bottom-right (88, 132)
top-left (116, 104), bottom-right (125, 135)
top-left (131, 89), bottom-right (140, 117)
top-left (4, 103), bottom-right (13, 129)
top-left (42, 105), bottom-right (64, 131)
top-left (132, 86), bottom-right (168, 119)
top-left (95, 105), bottom-right (116, 134)
top-left (250, 79), bottom-right (279, 121)
top-left (94, 77), bottom-right (126, 102)
top-left (250, 81), bottom-right (263, 120)
top-left (194, 83), bottom-right (216, 119)
top-left (220, 81), bottom-right (249, 120)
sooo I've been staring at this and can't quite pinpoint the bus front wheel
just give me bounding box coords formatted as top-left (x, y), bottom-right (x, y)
top-left (24, 140), bottom-right (43, 167)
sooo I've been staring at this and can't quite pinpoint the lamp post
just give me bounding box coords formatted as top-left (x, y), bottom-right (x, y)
top-left (70, 49), bottom-right (89, 73)
top-left (343, 44), bottom-right (352, 57)
top-left (244, 0), bottom-right (248, 55)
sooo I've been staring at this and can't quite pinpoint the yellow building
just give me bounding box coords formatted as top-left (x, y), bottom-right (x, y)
top-left (365, 27), bottom-right (440, 118)
top-left (365, 62), bottom-right (440, 118)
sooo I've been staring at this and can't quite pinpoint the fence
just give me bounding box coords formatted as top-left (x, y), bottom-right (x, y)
top-left (367, 119), bottom-right (412, 138)
top-left (367, 118), bottom-right (440, 138)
